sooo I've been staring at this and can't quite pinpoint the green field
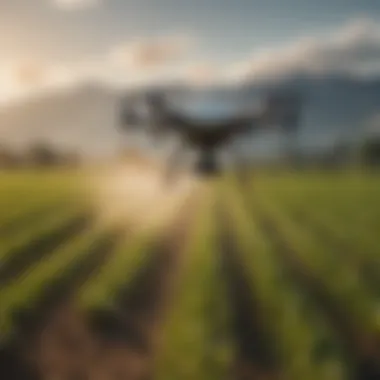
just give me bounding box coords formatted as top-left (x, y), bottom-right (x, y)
top-left (0, 169), bottom-right (379, 380)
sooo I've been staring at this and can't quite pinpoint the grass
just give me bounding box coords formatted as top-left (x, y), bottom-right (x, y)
top-left (0, 168), bottom-right (379, 379)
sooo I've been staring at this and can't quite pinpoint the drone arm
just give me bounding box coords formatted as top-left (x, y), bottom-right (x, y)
top-left (158, 108), bottom-right (196, 131)
top-left (211, 113), bottom-right (264, 142)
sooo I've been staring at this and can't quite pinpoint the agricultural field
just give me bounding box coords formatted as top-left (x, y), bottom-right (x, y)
top-left (0, 167), bottom-right (379, 380)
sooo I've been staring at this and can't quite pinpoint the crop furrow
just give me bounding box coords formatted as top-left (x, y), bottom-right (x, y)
top-left (217, 207), bottom-right (279, 380)
top-left (255, 209), bottom-right (380, 380)
top-left (0, 214), bottom-right (91, 286)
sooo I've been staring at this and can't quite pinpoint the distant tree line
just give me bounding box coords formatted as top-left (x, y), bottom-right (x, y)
top-left (245, 134), bottom-right (380, 171)
top-left (321, 135), bottom-right (380, 169)
top-left (359, 137), bottom-right (380, 167)
top-left (1, 135), bottom-right (380, 171)
top-left (0, 142), bottom-right (82, 169)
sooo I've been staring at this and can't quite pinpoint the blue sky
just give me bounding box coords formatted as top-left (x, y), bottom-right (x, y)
top-left (1, 0), bottom-right (380, 100)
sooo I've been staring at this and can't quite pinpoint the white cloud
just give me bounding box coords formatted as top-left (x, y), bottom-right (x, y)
top-left (109, 35), bottom-right (194, 73)
top-left (0, 61), bottom-right (83, 104)
top-left (233, 17), bottom-right (380, 82)
top-left (52, 0), bottom-right (101, 10)
top-left (3, 17), bottom-right (380, 104)
top-left (181, 62), bottom-right (222, 86)
top-left (0, 61), bottom-right (47, 103)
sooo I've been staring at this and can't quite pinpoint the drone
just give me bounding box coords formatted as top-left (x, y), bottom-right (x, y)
top-left (118, 87), bottom-right (302, 178)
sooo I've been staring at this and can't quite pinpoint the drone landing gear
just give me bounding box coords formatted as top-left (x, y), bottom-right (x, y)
top-left (163, 148), bottom-right (221, 183)
top-left (195, 150), bottom-right (220, 177)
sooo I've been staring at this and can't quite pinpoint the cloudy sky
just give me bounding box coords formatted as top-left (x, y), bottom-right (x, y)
top-left (1, 0), bottom-right (380, 101)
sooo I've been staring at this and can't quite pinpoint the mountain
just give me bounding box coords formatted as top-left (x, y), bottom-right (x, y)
top-left (231, 73), bottom-right (380, 159)
top-left (252, 73), bottom-right (380, 137)
top-left (0, 83), bottom-right (125, 159)
top-left (0, 74), bottom-right (380, 159)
